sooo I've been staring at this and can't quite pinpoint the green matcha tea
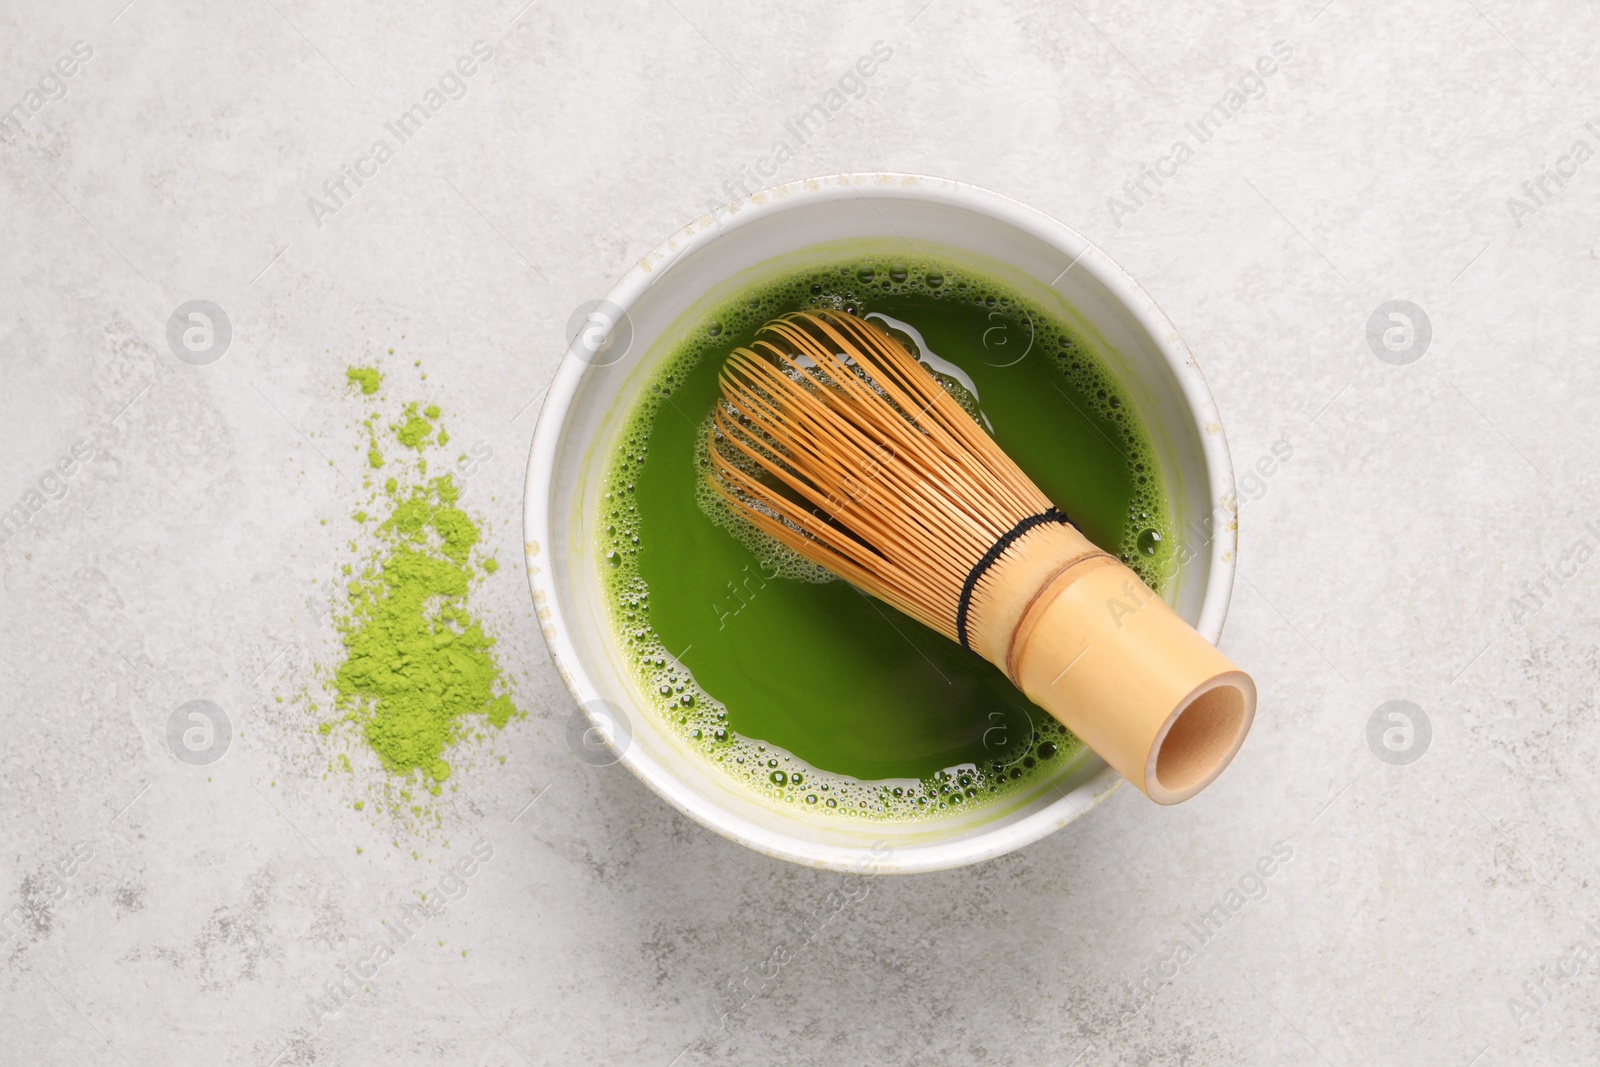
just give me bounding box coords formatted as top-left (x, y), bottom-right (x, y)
top-left (597, 253), bottom-right (1175, 822)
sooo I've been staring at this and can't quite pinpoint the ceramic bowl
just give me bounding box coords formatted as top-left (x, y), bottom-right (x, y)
top-left (524, 173), bottom-right (1239, 873)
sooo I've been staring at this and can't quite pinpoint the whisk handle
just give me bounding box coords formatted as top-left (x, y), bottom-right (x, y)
top-left (966, 523), bottom-right (1255, 803)
top-left (1007, 554), bottom-right (1256, 804)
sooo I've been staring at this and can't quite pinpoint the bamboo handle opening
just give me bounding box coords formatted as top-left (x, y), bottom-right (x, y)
top-left (1146, 673), bottom-right (1254, 803)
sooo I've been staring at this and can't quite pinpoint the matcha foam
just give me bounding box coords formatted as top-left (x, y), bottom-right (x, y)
top-left (597, 254), bottom-right (1174, 822)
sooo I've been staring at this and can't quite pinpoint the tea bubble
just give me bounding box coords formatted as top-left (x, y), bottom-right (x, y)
top-left (1137, 529), bottom-right (1163, 556)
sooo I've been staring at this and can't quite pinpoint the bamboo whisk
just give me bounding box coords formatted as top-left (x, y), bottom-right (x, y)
top-left (708, 310), bottom-right (1256, 804)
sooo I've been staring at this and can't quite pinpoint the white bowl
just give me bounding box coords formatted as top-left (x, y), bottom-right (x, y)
top-left (524, 173), bottom-right (1239, 874)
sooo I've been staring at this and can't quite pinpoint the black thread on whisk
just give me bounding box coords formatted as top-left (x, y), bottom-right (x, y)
top-left (955, 507), bottom-right (1073, 651)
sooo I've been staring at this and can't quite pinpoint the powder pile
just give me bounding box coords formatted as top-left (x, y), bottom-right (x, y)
top-left (327, 366), bottom-right (516, 790)
top-left (346, 367), bottom-right (381, 395)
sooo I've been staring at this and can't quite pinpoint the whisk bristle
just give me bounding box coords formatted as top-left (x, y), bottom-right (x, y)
top-left (707, 310), bottom-right (1053, 641)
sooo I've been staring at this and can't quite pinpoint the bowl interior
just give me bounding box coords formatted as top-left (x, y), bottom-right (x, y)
top-left (528, 176), bottom-right (1234, 873)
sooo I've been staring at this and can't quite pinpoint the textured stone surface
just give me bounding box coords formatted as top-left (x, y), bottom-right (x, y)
top-left (3, 0), bottom-right (1599, 1063)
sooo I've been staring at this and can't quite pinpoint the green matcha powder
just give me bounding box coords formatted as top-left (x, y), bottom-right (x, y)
top-left (325, 365), bottom-right (518, 792)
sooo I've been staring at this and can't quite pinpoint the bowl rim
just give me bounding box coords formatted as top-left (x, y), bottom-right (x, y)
top-left (524, 172), bottom-right (1239, 874)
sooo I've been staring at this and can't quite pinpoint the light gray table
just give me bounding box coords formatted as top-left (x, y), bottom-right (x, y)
top-left (4, 1), bottom-right (1598, 1063)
